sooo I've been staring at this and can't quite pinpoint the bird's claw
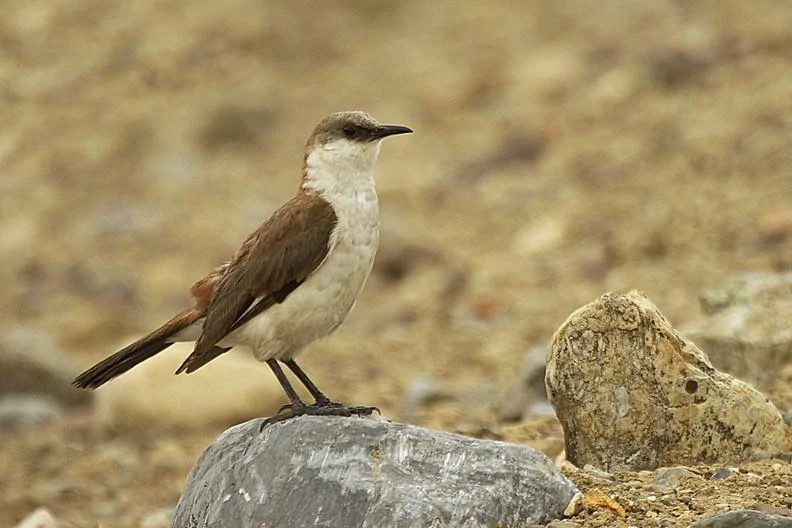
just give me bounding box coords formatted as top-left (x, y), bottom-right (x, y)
top-left (259, 401), bottom-right (380, 431)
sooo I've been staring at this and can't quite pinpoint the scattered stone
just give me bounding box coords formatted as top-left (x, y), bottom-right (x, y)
top-left (652, 466), bottom-right (699, 488)
top-left (93, 342), bottom-right (287, 430)
top-left (546, 291), bottom-right (792, 471)
top-left (685, 272), bottom-right (792, 386)
top-left (0, 325), bottom-right (89, 406)
top-left (401, 376), bottom-right (454, 422)
top-left (689, 509), bottom-right (792, 528)
top-left (139, 507), bottom-right (173, 528)
top-left (710, 467), bottom-right (734, 480)
top-left (546, 521), bottom-right (582, 528)
top-left (582, 465), bottom-right (614, 480)
top-left (643, 483), bottom-right (674, 495)
top-left (582, 488), bottom-right (626, 517)
top-left (556, 459), bottom-right (579, 474)
top-left (697, 272), bottom-right (792, 315)
top-left (13, 507), bottom-right (57, 528)
top-left (0, 394), bottom-right (63, 428)
top-left (782, 409), bottom-right (792, 427)
top-left (563, 492), bottom-right (584, 517)
top-left (498, 346), bottom-right (548, 422)
top-left (172, 416), bottom-right (579, 528)
top-left (752, 504), bottom-right (792, 518)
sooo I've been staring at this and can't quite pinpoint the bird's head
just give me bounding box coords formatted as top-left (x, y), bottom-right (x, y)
top-left (303, 111), bottom-right (412, 183)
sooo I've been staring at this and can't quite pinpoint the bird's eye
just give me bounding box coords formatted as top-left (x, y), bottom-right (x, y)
top-left (342, 125), bottom-right (356, 138)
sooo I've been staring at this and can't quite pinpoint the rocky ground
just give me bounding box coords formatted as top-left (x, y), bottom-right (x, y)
top-left (2, 1), bottom-right (792, 526)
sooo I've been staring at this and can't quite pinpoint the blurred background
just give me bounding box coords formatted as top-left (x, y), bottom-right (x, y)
top-left (2, 0), bottom-right (792, 526)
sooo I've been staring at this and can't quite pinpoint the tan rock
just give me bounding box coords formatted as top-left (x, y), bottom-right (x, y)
top-left (546, 291), bottom-right (792, 471)
top-left (93, 342), bottom-right (287, 430)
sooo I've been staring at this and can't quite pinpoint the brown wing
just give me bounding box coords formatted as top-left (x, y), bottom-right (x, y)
top-left (175, 192), bottom-right (337, 373)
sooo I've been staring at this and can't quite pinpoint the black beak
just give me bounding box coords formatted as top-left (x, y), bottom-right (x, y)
top-left (371, 124), bottom-right (413, 140)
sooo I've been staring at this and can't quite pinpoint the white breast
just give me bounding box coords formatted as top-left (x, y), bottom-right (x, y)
top-left (224, 143), bottom-right (381, 361)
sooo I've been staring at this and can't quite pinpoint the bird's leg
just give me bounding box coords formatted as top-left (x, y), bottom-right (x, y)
top-left (267, 359), bottom-right (304, 407)
top-left (260, 359), bottom-right (377, 430)
top-left (260, 359), bottom-right (308, 429)
top-left (283, 359), bottom-right (334, 406)
top-left (284, 359), bottom-right (379, 417)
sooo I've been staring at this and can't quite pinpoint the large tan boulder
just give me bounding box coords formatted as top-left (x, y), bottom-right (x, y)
top-left (546, 291), bottom-right (791, 471)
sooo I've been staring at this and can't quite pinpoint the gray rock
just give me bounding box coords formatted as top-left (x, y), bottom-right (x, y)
top-left (546, 291), bottom-right (792, 471)
top-left (172, 416), bottom-right (578, 528)
top-left (651, 466), bottom-right (699, 488)
top-left (709, 467), bottom-right (733, 480)
top-left (689, 509), bottom-right (792, 528)
top-left (0, 394), bottom-right (63, 428)
top-left (401, 376), bottom-right (454, 422)
top-left (697, 272), bottom-right (792, 314)
top-left (0, 326), bottom-right (88, 406)
top-left (685, 272), bottom-right (792, 386)
top-left (497, 346), bottom-right (549, 422)
top-left (582, 465), bottom-right (614, 480)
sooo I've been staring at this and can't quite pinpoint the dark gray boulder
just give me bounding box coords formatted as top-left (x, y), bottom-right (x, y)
top-left (171, 416), bottom-right (578, 528)
top-left (689, 509), bottom-right (792, 528)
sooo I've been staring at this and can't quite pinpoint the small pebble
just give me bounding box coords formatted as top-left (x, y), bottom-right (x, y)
top-left (582, 464), bottom-right (614, 479)
top-left (652, 466), bottom-right (699, 488)
top-left (547, 521), bottom-right (581, 528)
top-left (709, 467), bottom-right (733, 480)
top-left (139, 507), bottom-right (174, 528)
top-left (563, 492), bottom-right (584, 516)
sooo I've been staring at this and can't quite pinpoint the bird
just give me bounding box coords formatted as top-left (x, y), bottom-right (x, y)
top-left (72, 111), bottom-right (413, 425)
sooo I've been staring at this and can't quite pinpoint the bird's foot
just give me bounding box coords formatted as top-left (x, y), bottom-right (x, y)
top-left (311, 397), bottom-right (379, 417)
top-left (259, 400), bottom-right (379, 431)
top-left (259, 401), bottom-right (308, 430)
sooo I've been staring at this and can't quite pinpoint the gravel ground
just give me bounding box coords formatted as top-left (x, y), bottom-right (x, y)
top-left (2, 1), bottom-right (791, 526)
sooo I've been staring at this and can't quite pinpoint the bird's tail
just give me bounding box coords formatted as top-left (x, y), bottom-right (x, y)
top-left (72, 309), bottom-right (202, 390)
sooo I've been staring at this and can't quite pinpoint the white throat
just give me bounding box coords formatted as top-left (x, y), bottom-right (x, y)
top-left (302, 138), bottom-right (381, 200)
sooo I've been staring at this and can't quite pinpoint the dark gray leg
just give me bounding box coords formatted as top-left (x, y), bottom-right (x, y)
top-left (257, 359), bottom-right (379, 428)
top-left (267, 359), bottom-right (304, 405)
top-left (284, 359), bottom-right (331, 404)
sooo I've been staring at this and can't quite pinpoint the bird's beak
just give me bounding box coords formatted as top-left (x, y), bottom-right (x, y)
top-left (371, 124), bottom-right (413, 140)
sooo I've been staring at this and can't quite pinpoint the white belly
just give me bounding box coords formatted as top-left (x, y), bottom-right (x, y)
top-left (222, 191), bottom-right (379, 361)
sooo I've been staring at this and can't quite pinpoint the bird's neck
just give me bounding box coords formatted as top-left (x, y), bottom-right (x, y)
top-left (300, 146), bottom-right (379, 203)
